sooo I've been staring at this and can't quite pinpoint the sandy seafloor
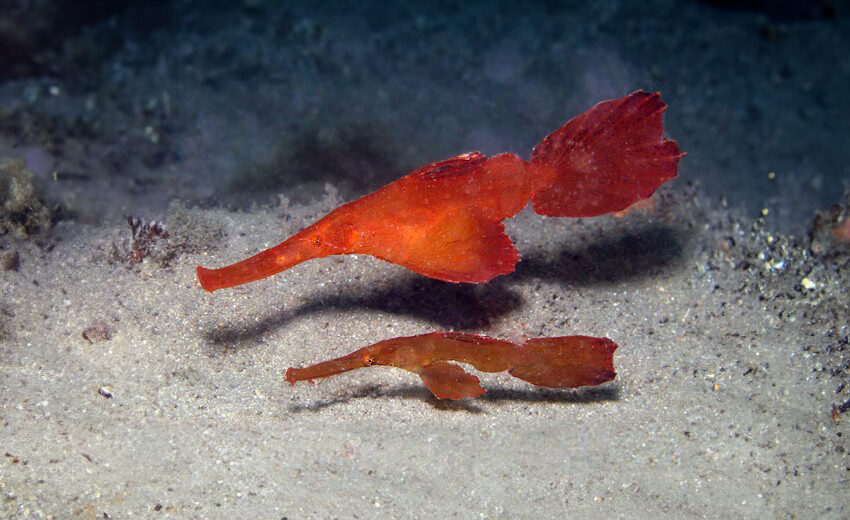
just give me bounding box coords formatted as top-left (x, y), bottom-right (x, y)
top-left (1, 1), bottom-right (849, 519)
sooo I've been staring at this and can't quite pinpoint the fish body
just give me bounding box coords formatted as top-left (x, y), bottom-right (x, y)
top-left (197, 90), bottom-right (683, 291)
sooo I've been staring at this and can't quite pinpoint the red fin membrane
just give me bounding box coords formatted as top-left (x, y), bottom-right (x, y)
top-left (530, 90), bottom-right (683, 217)
top-left (394, 216), bottom-right (519, 283)
top-left (417, 361), bottom-right (485, 399)
top-left (408, 151), bottom-right (489, 181)
top-left (509, 336), bottom-right (618, 388)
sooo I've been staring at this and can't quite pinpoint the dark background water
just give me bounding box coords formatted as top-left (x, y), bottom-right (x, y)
top-left (1, 0), bottom-right (847, 233)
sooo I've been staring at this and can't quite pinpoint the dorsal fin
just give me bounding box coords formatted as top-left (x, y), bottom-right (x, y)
top-left (410, 152), bottom-right (488, 181)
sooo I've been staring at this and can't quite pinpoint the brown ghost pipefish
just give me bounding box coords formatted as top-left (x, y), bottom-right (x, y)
top-left (197, 90), bottom-right (683, 291)
top-left (285, 332), bottom-right (618, 400)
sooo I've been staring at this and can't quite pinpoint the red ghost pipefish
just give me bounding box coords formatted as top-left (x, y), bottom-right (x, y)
top-left (197, 90), bottom-right (683, 291)
top-left (285, 332), bottom-right (618, 400)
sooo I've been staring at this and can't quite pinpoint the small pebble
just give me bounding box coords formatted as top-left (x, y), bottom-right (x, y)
top-left (1, 250), bottom-right (20, 271)
top-left (82, 321), bottom-right (113, 343)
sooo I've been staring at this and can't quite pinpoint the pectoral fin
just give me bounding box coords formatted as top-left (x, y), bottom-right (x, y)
top-left (417, 361), bottom-right (485, 399)
top-left (366, 210), bottom-right (520, 283)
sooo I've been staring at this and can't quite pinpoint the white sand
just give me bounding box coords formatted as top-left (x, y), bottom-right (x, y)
top-left (2, 190), bottom-right (847, 519)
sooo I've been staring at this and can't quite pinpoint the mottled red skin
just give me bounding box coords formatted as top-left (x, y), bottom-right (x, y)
top-left (197, 90), bottom-right (683, 291)
top-left (285, 332), bottom-right (618, 400)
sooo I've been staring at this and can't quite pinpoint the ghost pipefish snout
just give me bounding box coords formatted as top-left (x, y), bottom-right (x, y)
top-left (196, 206), bottom-right (359, 291)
